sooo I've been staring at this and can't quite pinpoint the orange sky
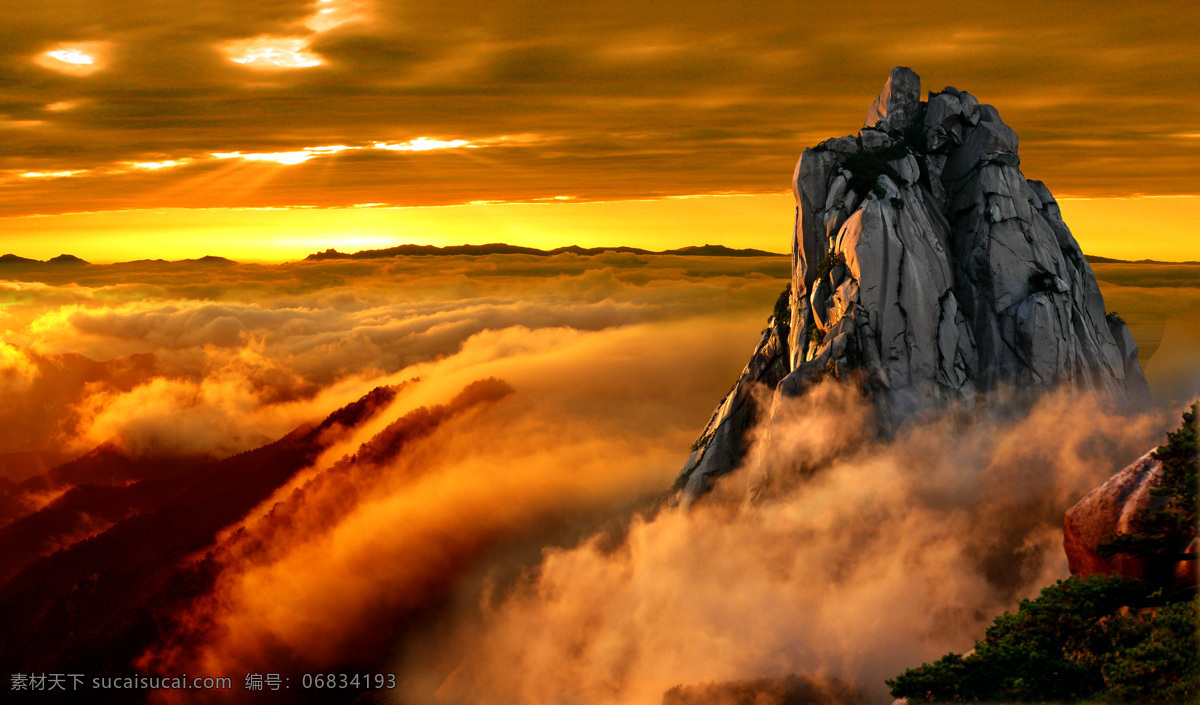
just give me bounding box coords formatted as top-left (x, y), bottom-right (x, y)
top-left (2, 195), bottom-right (1197, 264)
top-left (1, 1), bottom-right (1198, 261)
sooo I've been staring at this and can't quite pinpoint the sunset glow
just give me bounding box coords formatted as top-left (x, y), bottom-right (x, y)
top-left (130, 160), bottom-right (187, 170)
top-left (46, 49), bottom-right (94, 65)
top-left (212, 146), bottom-right (358, 165)
top-left (34, 43), bottom-right (107, 75)
top-left (1, 194), bottom-right (1195, 265)
top-left (305, 0), bottom-right (370, 32)
top-left (20, 170), bottom-right (83, 179)
top-left (223, 38), bottom-right (322, 68)
top-left (374, 138), bottom-right (474, 151)
top-left (0, 196), bottom-right (792, 263)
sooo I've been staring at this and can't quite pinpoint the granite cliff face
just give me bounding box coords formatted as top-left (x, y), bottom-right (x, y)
top-left (676, 67), bottom-right (1151, 500)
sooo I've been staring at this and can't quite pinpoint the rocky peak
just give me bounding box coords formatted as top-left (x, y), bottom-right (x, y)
top-left (864, 66), bottom-right (922, 132)
top-left (675, 68), bottom-right (1151, 501)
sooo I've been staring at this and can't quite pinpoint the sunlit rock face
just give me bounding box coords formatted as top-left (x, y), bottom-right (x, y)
top-left (1063, 450), bottom-right (1197, 593)
top-left (675, 67), bottom-right (1151, 501)
top-left (1063, 450), bottom-right (1160, 580)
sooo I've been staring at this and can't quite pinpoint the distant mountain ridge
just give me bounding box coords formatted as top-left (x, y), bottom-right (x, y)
top-left (304, 243), bottom-right (785, 260)
top-left (1085, 255), bottom-right (1200, 265)
top-left (0, 385), bottom-right (403, 686)
top-left (0, 246), bottom-right (784, 267)
top-left (0, 253), bottom-right (90, 266)
top-left (0, 254), bottom-right (236, 267)
top-left (1, 250), bottom-right (1196, 268)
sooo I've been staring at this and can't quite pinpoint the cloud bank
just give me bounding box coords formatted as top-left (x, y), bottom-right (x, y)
top-left (430, 384), bottom-right (1172, 705)
top-left (0, 254), bottom-right (1190, 705)
top-left (0, 255), bottom-right (786, 463)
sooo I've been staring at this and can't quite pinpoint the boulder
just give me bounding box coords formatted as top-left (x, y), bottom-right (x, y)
top-left (860, 128), bottom-right (891, 150)
top-left (1063, 451), bottom-right (1162, 579)
top-left (924, 91), bottom-right (965, 152)
top-left (1064, 449), bottom-right (1197, 593)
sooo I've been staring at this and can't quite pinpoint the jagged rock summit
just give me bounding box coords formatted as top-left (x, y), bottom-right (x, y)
top-left (675, 67), bottom-right (1151, 500)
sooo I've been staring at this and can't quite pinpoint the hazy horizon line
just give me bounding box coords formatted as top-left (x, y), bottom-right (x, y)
top-left (5, 245), bottom-right (1200, 268)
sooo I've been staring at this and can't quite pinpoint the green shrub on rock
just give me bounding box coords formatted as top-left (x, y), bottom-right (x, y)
top-left (889, 405), bottom-right (1199, 703)
top-left (888, 576), bottom-right (1198, 703)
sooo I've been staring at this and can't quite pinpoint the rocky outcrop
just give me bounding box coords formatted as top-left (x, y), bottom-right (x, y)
top-left (1064, 449), bottom-right (1197, 593)
top-left (1063, 451), bottom-right (1163, 579)
top-left (675, 67), bottom-right (1152, 500)
top-left (675, 289), bottom-right (791, 498)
